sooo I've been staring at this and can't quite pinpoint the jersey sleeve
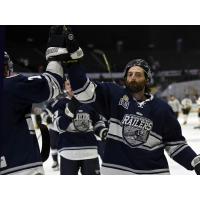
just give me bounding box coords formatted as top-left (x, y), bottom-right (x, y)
top-left (68, 63), bottom-right (112, 119)
top-left (9, 61), bottom-right (64, 104)
top-left (163, 105), bottom-right (197, 170)
top-left (52, 99), bottom-right (72, 133)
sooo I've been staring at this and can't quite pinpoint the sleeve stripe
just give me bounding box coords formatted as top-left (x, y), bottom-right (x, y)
top-left (73, 78), bottom-right (90, 94)
top-left (43, 72), bottom-right (62, 100)
top-left (94, 121), bottom-right (106, 130)
top-left (44, 73), bottom-right (61, 93)
top-left (72, 78), bottom-right (96, 102)
top-left (53, 117), bottom-right (65, 133)
top-left (42, 73), bottom-right (53, 99)
top-left (75, 93), bottom-right (96, 104)
top-left (165, 142), bottom-right (189, 158)
top-left (170, 144), bottom-right (189, 158)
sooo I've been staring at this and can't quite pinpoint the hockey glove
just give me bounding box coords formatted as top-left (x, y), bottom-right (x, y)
top-left (191, 155), bottom-right (200, 175)
top-left (46, 25), bottom-right (84, 63)
top-left (46, 25), bottom-right (69, 61)
top-left (46, 116), bottom-right (53, 124)
top-left (65, 97), bottom-right (81, 118)
top-left (62, 26), bottom-right (84, 60)
top-left (100, 128), bottom-right (108, 141)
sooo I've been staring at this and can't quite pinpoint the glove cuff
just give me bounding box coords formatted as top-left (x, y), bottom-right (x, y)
top-left (46, 47), bottom-right (68, 61)
top-left (191, 155), bottom-right (200, 168)
top-left (70, 47), bottom-right (84, 60)
top-left (99, 128), bottom-right (108, 140)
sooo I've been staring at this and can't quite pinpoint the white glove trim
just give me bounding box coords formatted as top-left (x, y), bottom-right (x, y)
top-left (191, 155), bottom-right (200, 167)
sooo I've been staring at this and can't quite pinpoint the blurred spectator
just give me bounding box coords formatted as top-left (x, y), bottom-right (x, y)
top-left (168, 95), bottom-right (181, 119)
top-left (194, 96), bottom-right (200, 129)
top-left (181, 95), bottom-right (193, 125)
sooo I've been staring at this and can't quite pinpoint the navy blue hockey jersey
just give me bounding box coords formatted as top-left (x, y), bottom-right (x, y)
top-left (67, 64), bottom-right (198, 174)
top-left (48, 97), bottom-right (106, 160)
top-left (0, 62), bottom-right (64, 175)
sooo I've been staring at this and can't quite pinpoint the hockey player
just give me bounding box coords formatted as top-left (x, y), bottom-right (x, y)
top-left (56, 26), bottom-right (200, 175)
top-left (181, 95), bottom-right (193, 125)
top-left (0, 26), bottom-right (78, 175)
top-left (50, 79), bottom-right (108, 175)
top-left (168, 95), bottom-right (181, 119)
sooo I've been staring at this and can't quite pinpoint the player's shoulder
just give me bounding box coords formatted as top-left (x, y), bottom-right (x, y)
top-left (153, 96), bottom-right (172, 111)
top-left (4, 74), bottom-right (23, 81)
top-left (4, 74), bottom-right (23, 91)
top-left (96, 81), bottom-right (125, 93)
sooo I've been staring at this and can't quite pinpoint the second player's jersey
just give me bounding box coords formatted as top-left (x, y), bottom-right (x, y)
top-left (0, 70), bottom-right (63, 175)
top-left (49, 97), bottom-right (106, 160)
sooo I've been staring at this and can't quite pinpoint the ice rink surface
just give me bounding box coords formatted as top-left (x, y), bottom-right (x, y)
top-left (43, 112), bottom-right (200, 175)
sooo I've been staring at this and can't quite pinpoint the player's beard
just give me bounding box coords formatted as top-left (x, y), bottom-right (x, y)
top-left (125, 79), bottom-right (146, 93)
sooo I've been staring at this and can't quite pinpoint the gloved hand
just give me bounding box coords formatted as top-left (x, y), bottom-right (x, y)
top-left (47, 25), bottom-right (66, 48)
top-left (191, 155), bottom-right (200, 175)
top-left (46, 25), bottom-right (84, 62)
top-left (99, 128), bottom-right (108, 141)
top-left (46, 25), bottom-right (69, 61)
top-left (46, 116), bottom-right (53, 124)
top-left (62, 26), bottom-right (84, 60)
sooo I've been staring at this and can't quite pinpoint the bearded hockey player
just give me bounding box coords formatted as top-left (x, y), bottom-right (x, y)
top-left (0, 26), bottom-right (72, 175)
top-left (57, 26), bottom-right (200, 175)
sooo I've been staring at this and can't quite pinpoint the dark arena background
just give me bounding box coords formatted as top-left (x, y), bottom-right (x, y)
top-left (4, 25), bottom-right (200, 174)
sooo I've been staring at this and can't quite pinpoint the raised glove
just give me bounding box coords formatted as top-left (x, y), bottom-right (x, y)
top-left (46, 26), bottom-right (69, 61)
top-left (46, 25), bottom-right (83, 63)
top-left (191, 155), bottom-right (200, 175)
top-left (62, 26), bottom-right (84, 60)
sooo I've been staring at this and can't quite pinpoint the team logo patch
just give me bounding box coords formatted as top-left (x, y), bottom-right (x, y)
top-left (119, 95), bottom-right (130, 109)
top-left (121, 114), bottom-right (153, 147)
top-left (73, 112), bottom-right (90, 132)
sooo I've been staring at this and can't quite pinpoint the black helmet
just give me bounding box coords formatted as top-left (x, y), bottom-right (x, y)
top-left (124, 59), bottom-right (152, 81)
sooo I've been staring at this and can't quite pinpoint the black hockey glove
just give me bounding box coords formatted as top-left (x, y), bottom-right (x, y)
top-left (46, 25), bottom-right (84, 63)
top-left (99, 128), bottom-right (108, 141)
top-left (93, 128), bottom-right (108, 141)
top-left (65, 97), bottom-right (82, 118)
top-left (46, 116), bottom-right (53, 124)
top-left (46, 25), bottom-right (69, 62)
top-left (62, 26), bottom-right (84, 60)
top-left (47, 26), bottom-right (66, 48)
top-left (191, 155), bottom-right (200, 175)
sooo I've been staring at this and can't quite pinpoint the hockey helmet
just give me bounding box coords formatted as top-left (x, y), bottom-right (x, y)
top-left (124, 58), bottom-right (152, 81)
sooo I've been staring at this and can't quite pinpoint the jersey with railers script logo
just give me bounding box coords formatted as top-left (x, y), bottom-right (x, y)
top-left (0, 71), bottom-right (63, 175)
top-left (67, 64), bottom-right (198, 174)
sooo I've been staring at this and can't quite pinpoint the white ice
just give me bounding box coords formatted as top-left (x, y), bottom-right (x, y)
top-left (42, 112), bottom-right (200, 175)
